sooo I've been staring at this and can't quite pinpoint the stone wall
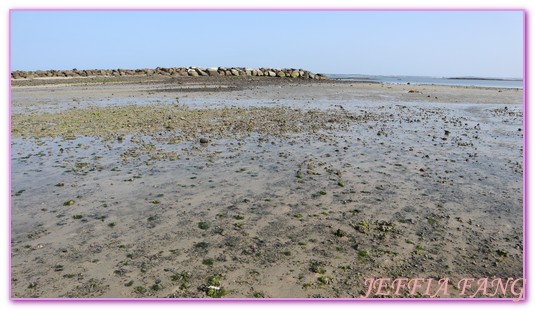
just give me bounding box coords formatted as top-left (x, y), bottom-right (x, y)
top-left (11, 67), bottom-right (327, 80)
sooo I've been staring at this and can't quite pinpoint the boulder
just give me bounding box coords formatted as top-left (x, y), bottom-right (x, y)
top-left (290, 71), bottom-right (300, 78)
top-left (207, 68), bottom-right (219, 76)
top-left (196, 68), bottom-right (208, 76)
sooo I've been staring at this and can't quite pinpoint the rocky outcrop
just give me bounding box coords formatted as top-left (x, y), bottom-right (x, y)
top-left (11, 67), bottom-right (327, 80)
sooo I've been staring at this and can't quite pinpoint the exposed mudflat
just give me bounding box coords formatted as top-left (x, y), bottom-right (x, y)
top-left (11, 77), bottom-right (523, 298)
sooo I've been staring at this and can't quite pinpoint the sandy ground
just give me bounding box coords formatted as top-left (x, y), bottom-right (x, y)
top-left (10, 77), bottom-right (523, 298)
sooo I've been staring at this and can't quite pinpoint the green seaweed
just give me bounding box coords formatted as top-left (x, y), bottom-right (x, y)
top-left (198, 222), bottom-right (209, 230)
top-left (202, 258), bottom-right (214, 266)
top-left (253, 292), bottom-right (265, 298)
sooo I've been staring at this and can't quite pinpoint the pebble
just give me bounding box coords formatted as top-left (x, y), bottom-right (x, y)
top-left (200, 138), bottom-right (209, 144)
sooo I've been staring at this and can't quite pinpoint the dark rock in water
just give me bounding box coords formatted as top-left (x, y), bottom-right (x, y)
top-left (200, 138), bottom-right (209, 144)
top-left (444, 130), bottom-right (450, 136)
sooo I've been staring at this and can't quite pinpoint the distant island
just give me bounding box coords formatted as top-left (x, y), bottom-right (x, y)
top-left (448, 77), bottom-right (522, 81)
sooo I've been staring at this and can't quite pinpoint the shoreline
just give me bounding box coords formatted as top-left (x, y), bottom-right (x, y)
top-left (11, 75), bottom-right (523, 93)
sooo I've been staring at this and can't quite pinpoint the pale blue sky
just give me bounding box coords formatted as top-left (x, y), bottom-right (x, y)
top-left (10, 10), bottom-right (524, 78)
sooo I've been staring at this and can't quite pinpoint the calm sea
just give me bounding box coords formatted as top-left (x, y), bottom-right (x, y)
top-left (328, 74), bottom-right (523, 89)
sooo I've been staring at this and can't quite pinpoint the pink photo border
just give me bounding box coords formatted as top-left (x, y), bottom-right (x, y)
top-left (6, 7), bottom-right (528, 303)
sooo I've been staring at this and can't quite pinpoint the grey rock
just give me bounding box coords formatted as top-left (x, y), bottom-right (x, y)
top-left (207, 68), bottom-right (219, 76)
top-left (196, 68), bottom-right (208, 76)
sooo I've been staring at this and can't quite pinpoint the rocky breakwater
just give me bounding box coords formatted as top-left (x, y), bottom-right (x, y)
top-left (11, 67), bottom-right (327, 80)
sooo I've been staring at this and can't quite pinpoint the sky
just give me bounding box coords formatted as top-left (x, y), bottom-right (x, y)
top-left (10, 10), bottom-right (524, 78)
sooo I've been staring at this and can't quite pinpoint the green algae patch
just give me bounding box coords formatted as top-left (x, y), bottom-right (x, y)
top-left (12, 105), bottom-right (363, 139)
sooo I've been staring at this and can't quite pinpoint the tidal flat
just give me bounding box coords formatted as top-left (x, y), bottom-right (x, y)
top-left (11, 76), bottom-right (523, 298)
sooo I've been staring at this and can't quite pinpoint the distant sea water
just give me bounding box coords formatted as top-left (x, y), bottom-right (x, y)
top-left (327, 74), bottom-right (523, 89)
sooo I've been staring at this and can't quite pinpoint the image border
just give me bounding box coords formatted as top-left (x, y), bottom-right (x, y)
top-left (7, 7), bottom-right (528, 303)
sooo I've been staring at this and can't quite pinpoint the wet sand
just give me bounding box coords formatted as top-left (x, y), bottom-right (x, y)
top-left (11, 77), bottom-right (523, 298)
